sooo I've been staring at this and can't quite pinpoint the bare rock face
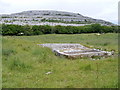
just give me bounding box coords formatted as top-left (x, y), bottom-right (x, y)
top-left (0, 10), bottom-right (114, 26)
top-left (38, 43), bottom-right (113, 59)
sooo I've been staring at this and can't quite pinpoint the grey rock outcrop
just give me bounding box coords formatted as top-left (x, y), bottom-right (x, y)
top-left (0, 10), bottom-right (114, 26)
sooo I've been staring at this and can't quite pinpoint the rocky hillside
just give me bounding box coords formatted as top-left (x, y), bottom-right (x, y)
top-left (0, 10), bottom-right (114, 26)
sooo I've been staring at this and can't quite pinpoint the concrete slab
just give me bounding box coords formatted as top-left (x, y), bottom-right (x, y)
top-left (38, 43), bottom-right (113, 59)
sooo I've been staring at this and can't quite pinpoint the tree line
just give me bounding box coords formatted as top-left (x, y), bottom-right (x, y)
top-left (1, 24), bottom-right (119, 36)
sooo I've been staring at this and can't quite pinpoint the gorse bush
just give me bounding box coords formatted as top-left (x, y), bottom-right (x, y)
top-left (2, 24), bottom-right (119, 36)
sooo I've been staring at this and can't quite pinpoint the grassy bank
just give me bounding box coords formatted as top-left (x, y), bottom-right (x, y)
top-left (2, 33), bottom-right (118, 88)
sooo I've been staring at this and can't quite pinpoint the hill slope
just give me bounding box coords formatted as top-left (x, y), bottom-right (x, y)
top-left (0, 10), bottom-right (114, 26)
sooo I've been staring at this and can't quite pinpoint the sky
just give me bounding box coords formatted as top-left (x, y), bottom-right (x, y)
top-left (0, 0), bottom-right (119, 24)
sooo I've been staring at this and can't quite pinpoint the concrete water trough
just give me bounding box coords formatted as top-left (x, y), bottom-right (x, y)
top-left (38, 43), bottom-right (113, 59)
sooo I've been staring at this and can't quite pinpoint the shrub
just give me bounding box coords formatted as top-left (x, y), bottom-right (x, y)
top-left (32, 25), bottom-right (43, 35)
top-left (23, 25), bottom-right (33, 36)
top-left (40, 25), bottom-right (52, 34)
top-left (90, 24), bottom-right (102, 33)
top-left (2, 24), bottom-right (118, 36)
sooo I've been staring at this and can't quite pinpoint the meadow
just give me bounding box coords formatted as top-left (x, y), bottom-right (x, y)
top-left (2, 33), bottom-right (118, 88)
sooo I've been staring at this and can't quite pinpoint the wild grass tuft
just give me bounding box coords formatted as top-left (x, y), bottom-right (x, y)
top-left (10, 57), bottom-right (32, 71)
top-left (2, 49), bottom-right (17, 56)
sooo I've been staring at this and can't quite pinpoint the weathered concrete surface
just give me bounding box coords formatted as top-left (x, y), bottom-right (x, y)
top-left (38, 43), bottom-right (113, 59)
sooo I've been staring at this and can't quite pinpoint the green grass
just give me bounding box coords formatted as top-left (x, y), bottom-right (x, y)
top-left (2, 33), bottom-right (118, 88)
top-left (0, 35), bottom-right (2, 89)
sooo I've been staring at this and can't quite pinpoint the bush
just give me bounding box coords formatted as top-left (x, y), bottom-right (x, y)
top-left (32, 25), bottom-right (43, 35)
top-left (2, 24), bottom-right (24, 35)
top-left (23, 25), bottom-right (33, 36)
top-left (2, 24), bottom-right (118, 36)
top-left (40, 25), bottom-right (52, 34)
top-left (53, 25), bottom-right (66, 34)
top-left (90, 24), bottom-right (102, 33)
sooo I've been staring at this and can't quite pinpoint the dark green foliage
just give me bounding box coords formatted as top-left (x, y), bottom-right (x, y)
top-left (2, 24), bottom-right (17, 35)
top-left (32, 25), bottom-right (43, 35)
top-left (22, 25), bottom-right (33, 36)
top-left (111, 26), bottom-right (119, 33)
top-left (40, 25), bottom-right (52, 34)
top-left (2, 24), bottom-right (24, 35)
top-left (101, 26), bottom-right (113, 33)
top-left (90, 24), bottom-right (102, 33)
top-left (54, 25), bottom-right (67, 34)
top-left (1, 16), bottom-right (11, 18)
top-left (2, 24), bottom-right (118, 36)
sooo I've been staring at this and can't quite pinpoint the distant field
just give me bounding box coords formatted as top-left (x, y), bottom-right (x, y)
top-left (2, 33), bottom-right (118, 88)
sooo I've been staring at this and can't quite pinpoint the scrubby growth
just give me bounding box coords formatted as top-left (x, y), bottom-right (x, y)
top-left (1, 24), bottom-right (119, 36)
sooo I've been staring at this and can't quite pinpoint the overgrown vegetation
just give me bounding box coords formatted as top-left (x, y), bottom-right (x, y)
top-left (2, 33), bottom-right (118, 88)
top-left (2, 24), bottom-right (119, 36)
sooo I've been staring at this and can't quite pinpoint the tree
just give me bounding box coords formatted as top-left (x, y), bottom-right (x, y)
top-left (90, 24), bottom-right (102, 33)
top-left (2, 24), bottom-right (16, 35)
top-left (54, 25), bottom-right (66, 34)
top-left (23, 25), bottom-right (33, 36)
top-left (102, 26), bottom-right (113, 33)
top-left (32, 25), bottom-right (43, 35)
top-left (41, 25), bottom-right (52, 34)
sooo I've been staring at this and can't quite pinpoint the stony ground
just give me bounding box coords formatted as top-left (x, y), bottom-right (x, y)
top-left (0, 10), bottom-right (113, 26)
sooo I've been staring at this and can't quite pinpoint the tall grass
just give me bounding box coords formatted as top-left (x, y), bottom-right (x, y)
top-left (0, 35), bottom-right (2, 89)
top-left (2, 33), bottom-right (118, 88)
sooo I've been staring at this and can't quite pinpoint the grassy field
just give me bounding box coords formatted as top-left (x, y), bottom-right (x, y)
top-left (2, 33), bottom-right (118, 88)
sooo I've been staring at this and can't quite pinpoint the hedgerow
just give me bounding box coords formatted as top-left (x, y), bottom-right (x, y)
top-left (1, 24), bottom-right (119, 36)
